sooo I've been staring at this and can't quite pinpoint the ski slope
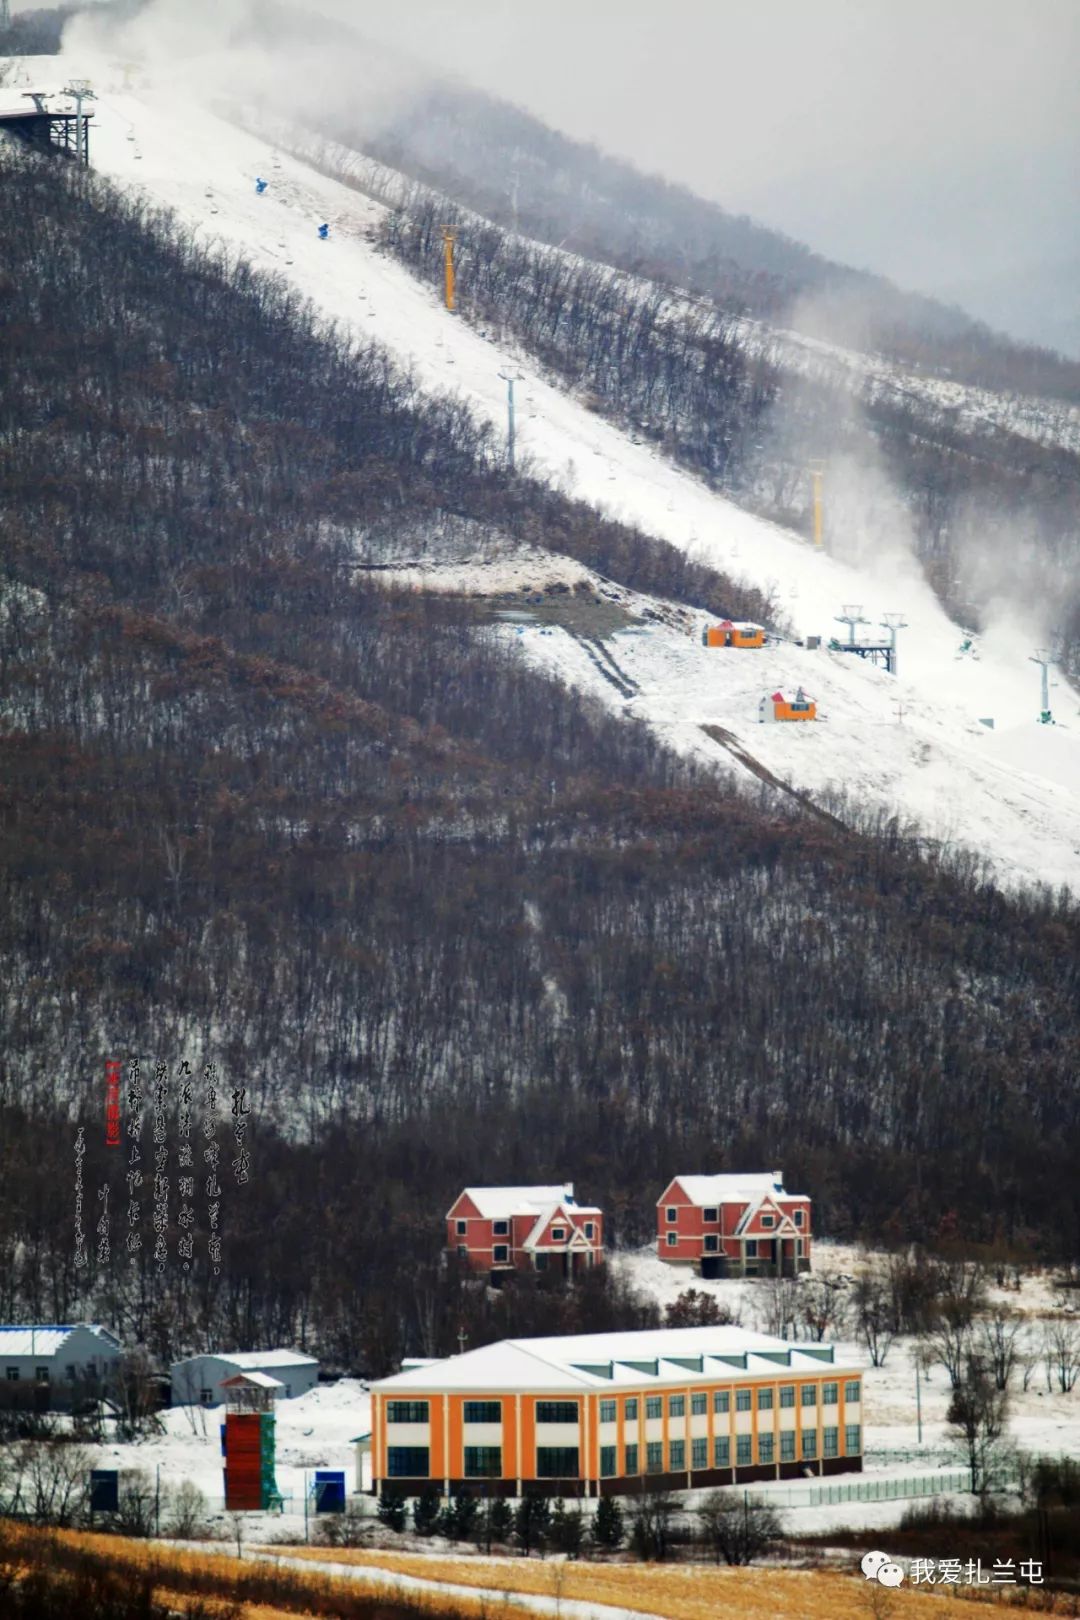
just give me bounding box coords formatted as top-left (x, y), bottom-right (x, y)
top-left (7, 54), bottom-right (1080, 892)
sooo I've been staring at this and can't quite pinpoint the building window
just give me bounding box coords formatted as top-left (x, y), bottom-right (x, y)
top-left (703, 1235), bottom-right (719, 1252)
top-left (625, 1442), bottom-right (639, 1474)
top-left (691, 1392), bottom-right (707, 1416)
top-left (692, 1437), bottom-right (707, 1469)
top-left (801, 1430), bottom-right (818, 1460)
top-left (823, 1427), bottom-right (839, 1458)
top-left (665, 1233), bottom-right (677, 1248)
top-left (845, 1381), bottom-right (861, 1403)
top-left (779, 1385), bottom-right (795, 1408)
top-left (584, 1222), bottom-right (595, 1240)
top-left (757, 1388), bottom-right (773, 1410)
top-left (645, 1396), bottom-right (662, 1420)
top-left (33, 1367), bottom-right (48, 1383)
top-left (199, 1387), bottom-right (213, 1405)
top-left (463, 1401), bottom-right (501, 1423)
top-left (801, 1385), bottom-right (818, 1408)
top-left (758, 1433), bottom-right (774, 1464)
top-left (793, 1209), bottom-right (804, 1226)
top-left (464, 1446), bottom-right (502, 1477)
top-left (796, 1239), bottom-right (804, 1257)
top-left (669, 1395), bottom-right (685, 1418)
top-left (550, 1227), bottom-right (566, 1242)
top-left (822, 1382), bottom-right (838, 1406)
top-left (493, 1220), bottom-right (509, 1237)
top-left (456, 1219), bottom-right (467, 1236)
top-left (646, 1442), bottom-right (663, 1473)
top-left (714, 1390), bottom-right (729, 1414)
top-left (745, 1240), bottom-right (757, 1258)
top-left (387, 1447), bottom-right (429, 1477)
top-left (599, 1399), bottom-right (617, 1424)
top-left (845, 1424), bottom-right (862, 1455)
top-left (669, 1439), bottom-right (685, 1469)
top-left (703, 1207), bottom-right (718, 1223)
top-left (714, 1435), bottom-right (730, 1467)
top-left (624, 1398), bottom-right (638, 1422)
top-left (6, 1368), bottom-right (18, 1382)
top-left (536, 1401), bottom-right (579, 1423)
top-left (387, 1401), bottom-right (430, 1423)
top-left (780, 1432), bottom-right (796, 1463)
top-left (537, 1447), bottom-right (579, 1477)
top-left (600, 1445), bottom-right (617, 1477)
top-left (736, 1436), bottom-right (752, 1467)
top-left (493, 1245), bottom-right (509, 1264)
top-left (284, 1385), bottom-right (292, 1398)
top-left (534, 1253), bottom-right (548, 1270)
top-left (735, 1389), bottom-right (751, 1412)
top-left (761, 1214), bottom-right (775, 1229)
top-left (457, 1245), bottom-right (469, 1259)
top-left (666, 1207), bottom-right (677, 1222)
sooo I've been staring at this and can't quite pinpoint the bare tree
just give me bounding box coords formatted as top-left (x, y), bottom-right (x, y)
top-left (795, 1276), bottom-right (848, 1343)
top-left (697, 1490), bottom-right (785, 1565)
top-left (1041, 1319), bottom-right (1080, 1394)
top-left (977, 1309), bottom-right (1025, 1393)
top-left (947, 1357), bottom-right (1010, 1496)
top-left (852, 1275), bottom-right (898, 1368)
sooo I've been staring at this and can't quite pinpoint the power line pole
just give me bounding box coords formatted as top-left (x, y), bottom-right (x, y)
top-left (498, 372), bottom-right (523, 472)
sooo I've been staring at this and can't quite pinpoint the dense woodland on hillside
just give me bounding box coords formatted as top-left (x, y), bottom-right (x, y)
top-left (3, 148), bottom-right (1080, 1375)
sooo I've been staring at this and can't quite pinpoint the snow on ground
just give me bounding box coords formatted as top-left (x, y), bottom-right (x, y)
top-left (92, 1377), bottom-right (368, 1538)
top-left (6, 54), bottom-right (1080, 891)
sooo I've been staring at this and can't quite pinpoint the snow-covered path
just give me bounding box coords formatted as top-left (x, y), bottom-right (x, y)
top-left (6, 54), bottom-right (1080, 890)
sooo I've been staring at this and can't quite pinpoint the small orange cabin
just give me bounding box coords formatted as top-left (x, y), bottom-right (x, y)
top-left (760, 688), bottom-right (817, 723)
top-left (703, 620), bottom-right (766, 649)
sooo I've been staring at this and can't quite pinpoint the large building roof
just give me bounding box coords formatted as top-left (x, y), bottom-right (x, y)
top-left (452, 1185), bottom-right (600, 1219)
top-left (0, 1324), bottom-right (121, 1357)
top-left (373, 1326), bottom-right (858, 1395)
top-left (171, 1348), bottom-right (318, 1370)
top-left (666, 1172), bottom-right (808, 1206)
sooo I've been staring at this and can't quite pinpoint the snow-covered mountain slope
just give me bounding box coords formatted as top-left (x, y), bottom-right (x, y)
top-left (7, 56), bottom-right (1080, 891)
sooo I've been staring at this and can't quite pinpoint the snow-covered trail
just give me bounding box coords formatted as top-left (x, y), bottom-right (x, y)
top-left (7, 55), bottom-right (1080, 890)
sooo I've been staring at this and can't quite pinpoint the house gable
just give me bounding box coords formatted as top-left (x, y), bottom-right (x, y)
top-left (656, 1178), bottom-right (692, 1208)
top-left (446, 1192), bottom-right (482, 1221)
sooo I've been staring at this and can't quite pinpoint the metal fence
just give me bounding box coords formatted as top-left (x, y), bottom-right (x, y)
top-left (759, 1469), bottom-right (973, 1509)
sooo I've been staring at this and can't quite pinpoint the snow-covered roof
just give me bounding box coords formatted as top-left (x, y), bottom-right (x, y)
top-left (220, 1371), bottom-right (284, 1390)
top-left (373, 1326), bottom-right (855, 1394)
top-left (451, 1184), bottom-right (580, 1220)
top-left (0, 1324), bottom-right (121, 1357)
top-left (665, 1172), bottom-right (808, 1206)
top-left (171, 1348), bottom-right (318, 1370)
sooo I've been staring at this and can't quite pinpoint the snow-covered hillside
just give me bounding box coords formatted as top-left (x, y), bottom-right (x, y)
top-left (6, 55), bottom-right (1079, 891)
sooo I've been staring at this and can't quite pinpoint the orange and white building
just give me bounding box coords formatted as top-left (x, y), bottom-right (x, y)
top-left (446, 1185), bottom-right (603, 1280)
top-left (368, 1325), bottom-right (861, 1498)
top-left (657, 1171), bottom-right (811, 1278)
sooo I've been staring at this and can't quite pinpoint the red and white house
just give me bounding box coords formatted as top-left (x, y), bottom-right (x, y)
top-left (656, 1171), bottom-right (811, 1278)
top-left (446, 1185), bottom-right (604, 1279)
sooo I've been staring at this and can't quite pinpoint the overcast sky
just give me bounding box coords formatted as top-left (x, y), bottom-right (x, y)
top-left (342, 0), bottom-right (1080, 354)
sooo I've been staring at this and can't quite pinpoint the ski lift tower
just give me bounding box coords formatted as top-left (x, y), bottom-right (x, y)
top-left (1030, 648), bottom-right (1057, 725)
top-left (62, 80), bottom-right (95, 166)
top-left (835, 604), bottom-right (869, 646)
top-left (880, 612), bottom-right (908, 678)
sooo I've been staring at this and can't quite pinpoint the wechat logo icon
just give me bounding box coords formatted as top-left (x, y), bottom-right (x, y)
top-left (861, 1550), bottom-right (905, 1587)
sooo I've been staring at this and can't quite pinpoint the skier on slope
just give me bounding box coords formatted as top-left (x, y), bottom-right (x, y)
top-left (255, 177), bottom-right (268, 194)
top-left (317, 223), bottom-right (330, 240)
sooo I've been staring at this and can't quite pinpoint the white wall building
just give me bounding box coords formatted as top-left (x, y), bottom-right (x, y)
top-left (170, 1348), bottom-right (319, 1406)
top-left (0, 1324), bottom-right (123, 1404)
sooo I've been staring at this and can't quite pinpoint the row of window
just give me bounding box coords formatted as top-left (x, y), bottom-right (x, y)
top-left (386, 1384), bottom-right (861, 1427)
top-left (384, 1426), bottom-right (863, 1481)
top-left (664, 1234), bottom-right (805, 1256)
top-left (455, 1220), bottom-right (597, 1241)
top-left (664, 1207), bottom-right (805, 1227)
top-left (6, 1367), bottom-right (51, 1382)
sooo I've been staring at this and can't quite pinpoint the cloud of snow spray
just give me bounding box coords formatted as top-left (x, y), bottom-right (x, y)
top-left (62, 0), bottom-right (425, 136)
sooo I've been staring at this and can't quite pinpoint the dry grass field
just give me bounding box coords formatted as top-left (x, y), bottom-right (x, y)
top-left (279, 1544), bottom-right (1076, 1619)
